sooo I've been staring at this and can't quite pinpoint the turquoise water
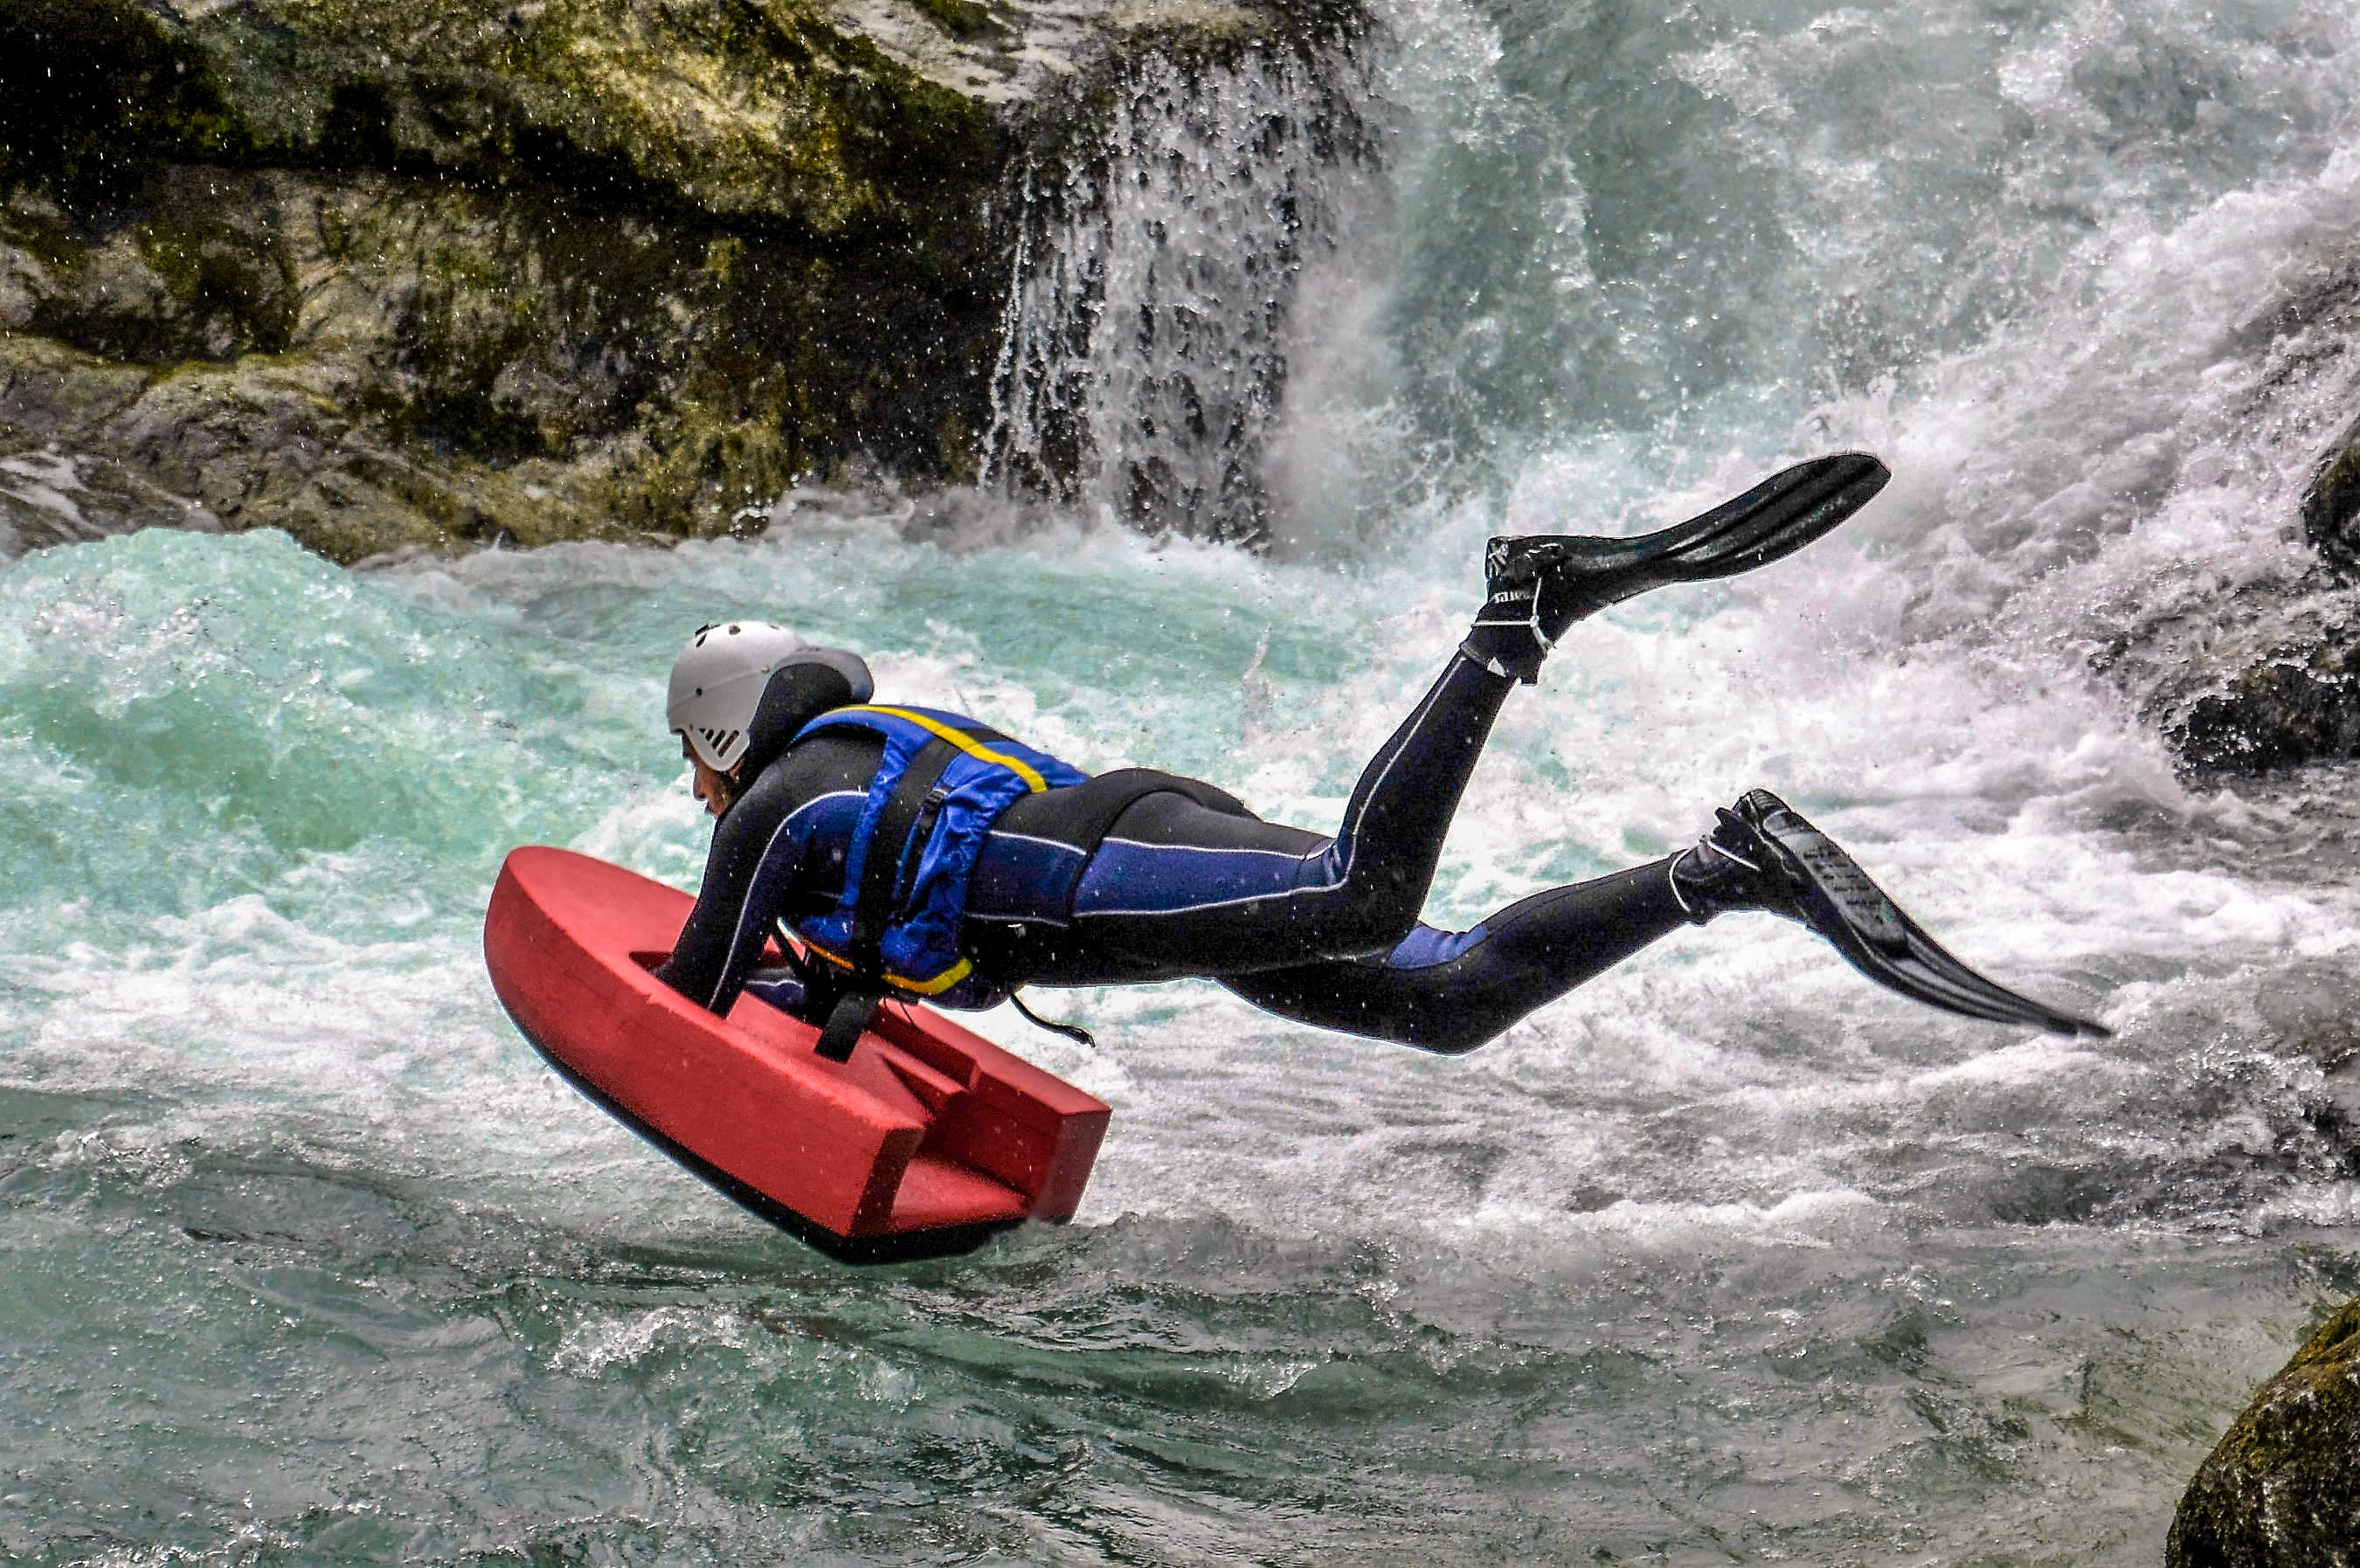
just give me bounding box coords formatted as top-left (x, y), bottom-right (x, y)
top-left (10, 1), bottom-right (2360, 1562)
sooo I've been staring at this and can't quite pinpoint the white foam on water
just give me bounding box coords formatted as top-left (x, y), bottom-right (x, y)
top-left (0, 448), bottom-right (92, 535)
top-left (7, 3), bottom-right (2360, 1559)
top-left (985, 37), bottom-right (1376, 538)
top-left (550, 1305), bottom-right (757, 1378)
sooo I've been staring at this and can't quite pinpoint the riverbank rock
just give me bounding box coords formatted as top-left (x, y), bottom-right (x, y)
top-left (2114, 258), bottom-right (2360, 776)
top-left (2168, 1293), bottom-right (2360, 1568)
top-left (0, 0), bottom-right (1014, 559)
top-left (0, 0), bottom-right (1347, 561)
top-left (2134, 580), bottom-right (2360, 773)
top-left (2302, 411), bottom-right (2360, 577)
top-left (2155, 404), bottom-right (2360, 771)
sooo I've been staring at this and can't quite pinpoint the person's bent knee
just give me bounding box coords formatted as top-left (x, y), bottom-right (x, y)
top-left (1308, 885), bottom-right (1425, 958)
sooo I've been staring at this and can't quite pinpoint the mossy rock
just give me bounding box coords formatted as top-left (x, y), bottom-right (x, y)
top-left (908, 0), bottom-right (1007, 45)
top-left (0, 0), bottom-right (259, 197)
top-left (0, 0), bottom-right (999, 237)
top-left (2169, 1294), bottom-right (2360, 1568)
top-left (1, 0), bottom-right (1372, 557)
top-left (2165, 628), bottom-right (2360, 773)
top-left (0, 0), bottom-right (1031, 558)
top-left (3, 154), bottom-right (999, 556)
top-left (2304, 415), bottom-right (2360, 576)
top-left (3, 174), bottom-right (297, 364)
top-left (0, 332), bottom-right (637, 563)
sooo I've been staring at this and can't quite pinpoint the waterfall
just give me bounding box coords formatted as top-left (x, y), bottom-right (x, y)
top-left (982, 27), bottom-right (1377, 542)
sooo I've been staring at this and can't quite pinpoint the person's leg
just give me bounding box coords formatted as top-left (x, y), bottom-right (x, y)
top-left (1218, 861), bottom-right (1692, 1053)
top-left (979, 456), bottom-right (1893, 991)
top-left (1063, 650), bottom-right (1516, 973)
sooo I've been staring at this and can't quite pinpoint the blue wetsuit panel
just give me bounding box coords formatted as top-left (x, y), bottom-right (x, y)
top-left (1071, 838), bottom-right (1337, 916)
top-left (1072, 834), bottom-right (1483, 970)
top-left (1381, 922), bottom-right (1487, 971)
top-left (965, 831), bottom-right (1091, 922)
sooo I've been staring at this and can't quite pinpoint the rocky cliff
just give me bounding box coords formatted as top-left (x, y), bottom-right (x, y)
top-left (2122, 263), bottom-right (2360, 777)
top-left (0, 0), bottom-right (1341, 560)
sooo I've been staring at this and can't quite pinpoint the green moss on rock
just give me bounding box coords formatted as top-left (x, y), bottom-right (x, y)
top-left (2, 0), bottom-right (1364, 559)
top-left (2169, 1294), bottom-right (2360, 1568)
top-left (0, 0), bottom-right (1000, 240)
top-left (0, 0), bottom-right (259, 198)
top-left (0, 0), bottom-right (1013, 559)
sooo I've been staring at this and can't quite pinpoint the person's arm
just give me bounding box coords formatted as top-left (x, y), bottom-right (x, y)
top-left (654, 767), bottom-right (812, 1015)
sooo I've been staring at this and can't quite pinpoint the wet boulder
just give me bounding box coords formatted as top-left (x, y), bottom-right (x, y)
top-left (2102, 255), bottom-right (2360, 776)
top-left (2168, 1294), bottom-right (2360, 1568)
top-left (2142, 591), bottom-right (2360, 773)
top-left (0, 0), bottom-right (1355, 559)
top-left (2302, 411), bottom-right (2360, 576)
top-left (2143, 408), bottom-right (2360, 772)
top-left (0, 0), bottom-right (1013, 558)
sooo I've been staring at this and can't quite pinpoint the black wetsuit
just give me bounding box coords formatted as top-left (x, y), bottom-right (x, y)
top-left (656, 651), bottom-right (1696, 1053)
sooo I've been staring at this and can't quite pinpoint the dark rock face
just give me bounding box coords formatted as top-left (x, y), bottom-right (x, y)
top-left (0, 0), bottom-right (1010, 558)
top-left (2167, 641), bottom-right (2360, 772)
top-left (2115, 260), bottom-right (2360, 777)
top-left (2169, 1295), bottom-right (2360, 1568)
top-left (2138, 588), bottom-right (2360, 773)
top-left (1, 160), bottom-right (994, 557)
top-left (0, 0), bottom-right (1005, 242)
top-left (0, 0), bottom-right (1372, 560)
top-left (2302, 412), bottom-right (2360, 576)
top-left (2169, 403), bottom-right (2360, 771)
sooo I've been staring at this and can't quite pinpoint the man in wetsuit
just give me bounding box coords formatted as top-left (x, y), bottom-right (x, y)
top-left (654, 454), bottom-right (2106, 1053)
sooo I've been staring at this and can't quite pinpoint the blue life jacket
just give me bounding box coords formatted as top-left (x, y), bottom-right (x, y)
top-left (786, 704), bottom-right (1088, 1009)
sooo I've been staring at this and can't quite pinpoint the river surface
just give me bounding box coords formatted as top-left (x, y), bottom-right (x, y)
top-left (7, 1), bottom-right (2360, 1563)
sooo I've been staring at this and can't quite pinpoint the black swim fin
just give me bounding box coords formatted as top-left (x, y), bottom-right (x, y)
top-left (1466, 452), bottom-right (1891, 682)
top-left (1671, 790), bottom-right (2111, 1040)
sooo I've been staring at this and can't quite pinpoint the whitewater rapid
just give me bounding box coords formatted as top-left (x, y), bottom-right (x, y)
top-left (8, 0), bottom-right (2360, 1562)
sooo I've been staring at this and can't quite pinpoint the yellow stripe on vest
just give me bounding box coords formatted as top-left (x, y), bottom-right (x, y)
top-left (799, 939), bottom-right (975, 997)
top-left (836, 705), bottom-right (1053, 793)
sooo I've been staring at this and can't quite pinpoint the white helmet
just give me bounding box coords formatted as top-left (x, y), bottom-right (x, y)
top-left (667, 621), bottom-right (809, 771)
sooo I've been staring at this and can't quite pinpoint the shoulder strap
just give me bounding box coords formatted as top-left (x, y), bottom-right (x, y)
top-left (814, 736), bottom-right (960, 1063)
top-left (850, 736), bottom-right (960, 976)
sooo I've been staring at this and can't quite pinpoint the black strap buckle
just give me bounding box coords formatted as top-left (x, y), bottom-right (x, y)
top-left (815, 985), bottom-right (882, 1063)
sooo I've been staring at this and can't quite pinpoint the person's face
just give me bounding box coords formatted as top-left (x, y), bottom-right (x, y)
top-left (682, 735), bottom-right (733, 818)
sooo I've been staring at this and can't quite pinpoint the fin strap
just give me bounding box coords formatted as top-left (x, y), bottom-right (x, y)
top-left (1009, 991), bottom-right (1095, 1048)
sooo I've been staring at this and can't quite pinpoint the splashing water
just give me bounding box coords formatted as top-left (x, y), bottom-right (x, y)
top-left (985, 31), bottom-right (1377, 539)
top-left (6, 1), bottom-right (2360, 1563)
